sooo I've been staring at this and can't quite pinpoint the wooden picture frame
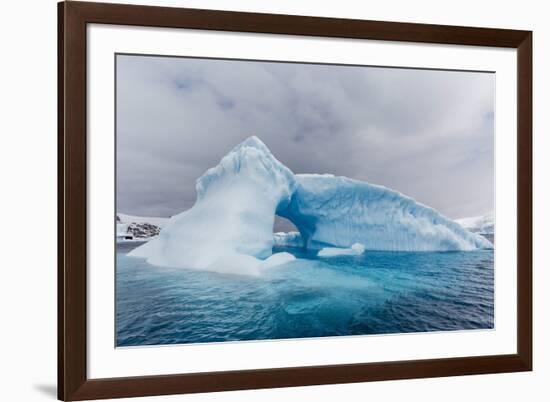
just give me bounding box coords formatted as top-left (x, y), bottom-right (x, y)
top-left (58, 1), bottom-right (532, 400)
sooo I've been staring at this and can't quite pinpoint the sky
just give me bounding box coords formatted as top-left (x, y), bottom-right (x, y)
top-left (116, 54), bottom-right (494, 222)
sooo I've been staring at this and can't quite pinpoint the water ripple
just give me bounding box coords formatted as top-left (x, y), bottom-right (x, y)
top-left (116, 247), bottom-right (494, 346)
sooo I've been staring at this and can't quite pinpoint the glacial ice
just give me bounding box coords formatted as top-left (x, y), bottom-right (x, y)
top-left (455, 212), bottom-right (494, 234)
top-left (273, 231), bottom-right (303, 248)
top-left (129, 135), bottom-right (492, 275)
top-left (129, 136), bottom-right (297, 275)
top-left (116, 223), bottom-right (129, 237)
top-left (278, 174), bottom-right (493, 252)
top-left (318, 243), bottom-right (366, 257)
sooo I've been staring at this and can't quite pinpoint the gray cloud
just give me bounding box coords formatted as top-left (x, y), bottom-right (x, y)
top-left (116, 54), bottom-right (494, 221)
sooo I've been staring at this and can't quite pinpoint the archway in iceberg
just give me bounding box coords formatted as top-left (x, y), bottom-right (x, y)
top-left (129, 136), bottom-right (492, 273)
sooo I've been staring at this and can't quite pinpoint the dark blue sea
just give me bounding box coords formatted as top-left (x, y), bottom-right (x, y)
top-left (116, 243), bottom-right (494, 347)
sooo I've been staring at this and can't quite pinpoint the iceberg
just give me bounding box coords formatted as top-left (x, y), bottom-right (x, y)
top-left (278, 174), bottom-right (493, 252)
top-left (318, 243), bottom-right (366, 257)
top-left (455, 212), bottom-right (494, 234)
top-left (273, 231), bottom-right (303, 248)
top-left (116, 223), bottom-right (134, 242)
top-left (130, 136), bottom-right (492, 275)
top-left (129, 136), bottom-right (297, 275)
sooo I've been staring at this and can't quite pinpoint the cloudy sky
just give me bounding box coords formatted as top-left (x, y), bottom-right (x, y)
top-left (116, 54), bottom-right (494, 222)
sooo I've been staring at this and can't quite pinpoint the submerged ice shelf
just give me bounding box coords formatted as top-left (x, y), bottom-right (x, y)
top-left (129, 136), bottom-right (492, 274)
top-left (318, 243), bottom-right (366, 257)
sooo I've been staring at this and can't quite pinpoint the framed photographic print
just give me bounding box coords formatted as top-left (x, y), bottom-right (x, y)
top-left (58, 1), bottom-right (532, 400)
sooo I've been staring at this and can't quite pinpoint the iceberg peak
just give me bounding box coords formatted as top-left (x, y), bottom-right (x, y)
top-left (229, 135), bottom-right (271, 154)
top-left (195, 136), bottom-right (296, 203)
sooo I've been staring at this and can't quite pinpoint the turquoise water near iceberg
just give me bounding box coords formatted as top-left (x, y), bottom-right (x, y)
top-left (116, 244), bottom-right (493, 346)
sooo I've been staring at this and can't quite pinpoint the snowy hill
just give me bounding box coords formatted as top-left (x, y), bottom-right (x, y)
top-left (117, 213), bottom-right (169, 228)
top-left (455, 213), bottom-right (494, 234)
top-left (117, 213), bottom-right (169, 240)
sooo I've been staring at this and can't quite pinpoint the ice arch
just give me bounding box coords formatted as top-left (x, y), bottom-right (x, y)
top-left (278, 174), bottom-right (492, 251)
top-left (130, 136), bottom-right (492, 272)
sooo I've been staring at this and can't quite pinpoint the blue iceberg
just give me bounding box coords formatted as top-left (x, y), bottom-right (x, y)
top-left (129, 136), bottom-right (492, 274)
top-left (279, 174), bottom-right (492, 252)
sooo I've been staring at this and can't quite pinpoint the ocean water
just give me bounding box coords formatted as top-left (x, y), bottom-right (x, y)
top-left (116, 244), bottom-right (494, 347)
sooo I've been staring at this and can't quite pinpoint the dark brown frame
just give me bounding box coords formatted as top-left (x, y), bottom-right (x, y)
top-left (58, 1), bottom-right (532, 400)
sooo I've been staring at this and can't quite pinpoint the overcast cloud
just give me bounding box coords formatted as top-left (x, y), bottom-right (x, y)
top-left (116, 54), bottom-right (494, 221)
